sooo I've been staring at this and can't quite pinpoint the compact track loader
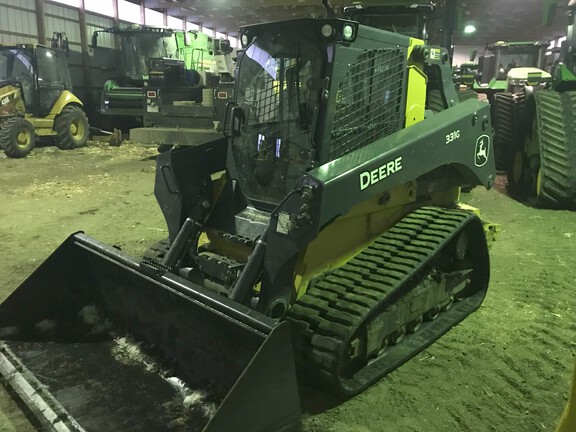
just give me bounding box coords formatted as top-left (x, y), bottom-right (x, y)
top-left (0, 9), bottom-right (495, 432)
top-left (0, 38), bottom-right (90, 158)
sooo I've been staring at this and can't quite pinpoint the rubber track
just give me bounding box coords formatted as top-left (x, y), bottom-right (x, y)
top-left (143, 238), bottom-right (170, 261)
top-left (534, 90), bottom-right (576, 209)
top-left (426, 89), bottom-right (445, 113)
top-left (287, 206), bottom-right (486, 396)
top-left (457, 89), bottom-right (479, 103)
top-left (494, 92), bottom-right (525, 171)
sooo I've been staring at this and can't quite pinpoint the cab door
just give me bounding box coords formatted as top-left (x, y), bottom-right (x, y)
top-left (35, 46), bottom-right (69, 116)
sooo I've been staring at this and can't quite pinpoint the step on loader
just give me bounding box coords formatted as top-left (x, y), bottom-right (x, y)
top-left (0, 5), bottom-right (496, 431)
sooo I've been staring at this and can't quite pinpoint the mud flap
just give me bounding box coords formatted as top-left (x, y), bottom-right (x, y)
top-left (0, 233), bottom-right (301, 432)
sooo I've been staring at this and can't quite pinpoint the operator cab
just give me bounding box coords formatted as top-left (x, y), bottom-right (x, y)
top-left (342, 1), bottom-right (435, 41)
top-left (0, 44), bottom-right (73, 117)
top-left (228, 18), bottom-right (409, 211)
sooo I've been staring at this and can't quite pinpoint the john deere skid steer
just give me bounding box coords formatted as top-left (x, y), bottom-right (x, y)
top-left (0, 40), bottom-right (90, 158)
top-left (0, 8), bottom-right (495, 432)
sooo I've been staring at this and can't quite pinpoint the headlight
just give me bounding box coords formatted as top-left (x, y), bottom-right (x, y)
top-left (342, 24), bottom-right (354, 40)
top-left (321, 24), bottom-right (334, 38)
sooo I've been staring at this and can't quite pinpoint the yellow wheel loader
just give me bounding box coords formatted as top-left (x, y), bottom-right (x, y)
top-left (0, 5), bottom-right (496, 431)
top-left (0, 43), bottom-right (89, 158)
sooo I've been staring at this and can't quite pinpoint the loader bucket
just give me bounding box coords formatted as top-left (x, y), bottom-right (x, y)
top-left (0, 233), bottom-right (301, 432)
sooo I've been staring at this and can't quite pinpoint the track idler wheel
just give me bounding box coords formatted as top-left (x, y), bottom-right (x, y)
top-left (425, 306), bottom-right (441, 321)
top-left (407, 315), bottom-right (423, 334)
top-left (390, 326), bottom-right (407, 345)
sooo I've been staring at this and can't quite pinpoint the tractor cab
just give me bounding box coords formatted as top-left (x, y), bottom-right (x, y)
top-left (342, 1), bottom-right (435, 41)
top-left (476, 41), bottom-right (551, 91)
top-left (94, 25), bottom-right (205, 119)
top-left (115, 28), bottom-right (179, 83)
top-left (0, 44), bottom-right (74, 117)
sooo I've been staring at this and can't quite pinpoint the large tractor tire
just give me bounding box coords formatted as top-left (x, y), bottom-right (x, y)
top-left (493, 92), bottom-right (525, 172)
top-left (507, 101), bottom-right (532, 199)
top-left (512, 91), bottom-right (576, 209)
top-left (0, 116), bottom-right (36, 158)
top-left (54, 105), bottom-right (89, 150)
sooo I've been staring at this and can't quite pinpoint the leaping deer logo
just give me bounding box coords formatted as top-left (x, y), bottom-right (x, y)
top-left (475, 136), bottom-right (490, 167)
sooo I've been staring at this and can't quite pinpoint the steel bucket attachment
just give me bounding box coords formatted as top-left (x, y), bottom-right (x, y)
top-left (0, 233), bottom-right (300, 432)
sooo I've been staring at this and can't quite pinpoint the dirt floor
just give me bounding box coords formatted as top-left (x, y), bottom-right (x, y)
top-left (0, 142), bottom-right (574, 432)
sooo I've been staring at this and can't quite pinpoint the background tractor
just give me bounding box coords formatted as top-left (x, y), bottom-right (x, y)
top-left (503, 0), bottom-right (576, 208)
top-left (473, 41), bottom-right (551, 96)
top-left (93, 25), bottom-right (232, 130)
top-left (465, 41), bottom-right (551, 171)
top-left (128, 35), bottom-right (236, 150)
top-left (0, 5), bottom-right (496, 431)
top-left (0, 37), bottom-right (90, 158)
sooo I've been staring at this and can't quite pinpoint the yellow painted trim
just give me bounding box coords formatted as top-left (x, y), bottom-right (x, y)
top-left (407, 37), bottom-right (425, 61)
top-left (556, 360), bottom-right (576, 432)
top-left (405, 66), bottom-right (427, 127)
top-left (198, 171), bottom-right (253, 265)
top-left (458, 202), bottom-right (500, 247)
top-left (405, 38), bottom-right (427, 128)
top-left (49, 90), bottom-right (83, 116)
top-left (294, 181), bottom-right (420, 300)
top-left (0, 85), bottom-right (25, 115)
top-left (25, 115), bottom-right (55, 136)
top-left (21, 91), bottom-right (83, 136)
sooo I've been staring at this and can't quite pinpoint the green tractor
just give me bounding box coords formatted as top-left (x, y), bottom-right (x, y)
top-left (129, 33), bottom-right (236, 150)
top-left (473, 41), bottom-right (551, 96)
top-left (467, 41), bottom-right (551, 171)
top-left (93, 25), bottom-right (218, 126)
top-left (0, 40), bottom-right (90, 158)
top-left (507, 1), bottom-right (576, 208)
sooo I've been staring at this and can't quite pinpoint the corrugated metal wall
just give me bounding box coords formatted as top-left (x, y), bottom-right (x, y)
top-left (86, 14), bottom-right (114, 49)
top-left (0, 0), bottom-right (120, 126)
top-left (42, 2), bottom-right (86, 107)
top-left (87, 12), bottom-right (117, 122)
top-left (44, 3), bottom-right (81, 46)
top-left (453, 46), bottom-right (484, 67)
top-left (0, 1), bottom-right (233, 127)
top-left (0, 0), bottom-right (38, 45)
